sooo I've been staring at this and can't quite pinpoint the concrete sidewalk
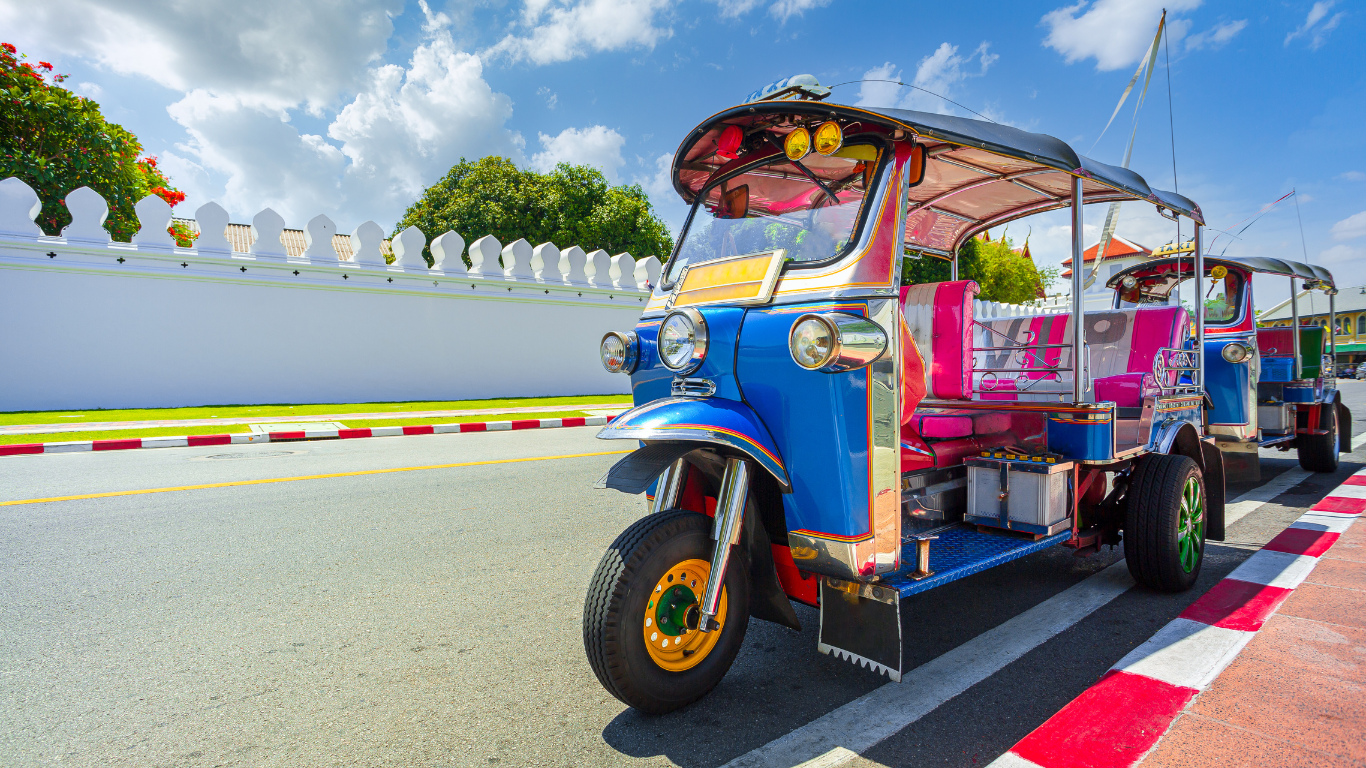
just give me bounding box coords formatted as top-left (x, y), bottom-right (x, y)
top-left (1139, 513), bottom-right (1366, 767)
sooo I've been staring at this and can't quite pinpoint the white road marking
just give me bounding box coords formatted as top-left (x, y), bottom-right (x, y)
top-left (1354, 432), bottom-right (1366, 451)
top-left (724, 563), bottom-right (1135, 768)
top-left (1224, 468), bottom-right (1311, 526)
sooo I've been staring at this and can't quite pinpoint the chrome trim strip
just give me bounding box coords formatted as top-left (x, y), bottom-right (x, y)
top-left (867, 297), bottom-right (901, 576)
top-left (671, 378), bottom-right (717, 397)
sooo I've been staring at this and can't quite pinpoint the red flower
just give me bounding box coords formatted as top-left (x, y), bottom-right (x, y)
top-left (1, 43), bottom-right (15, 54)
top-left (38, 61), bottom-right (53, 71)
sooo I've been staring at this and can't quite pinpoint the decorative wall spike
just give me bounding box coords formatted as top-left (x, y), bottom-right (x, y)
top-left (391, 226), bottom-right (427, 269)
top-left (301, 214), bottom-right (337, 262)
top-left (532, 242), bottom-right (562, 282)
top-left (61, 187), bottom-right (112, 244)
top-left (249, 208), bottom-right (288, 261)
top-left (560, 245), bottom-right (588, 285)
top-left (502, 238), bottom-right (534, 279)
top-left (585, 249), bottom-right (611, 288)
top-left (132, 194), bottom-right (175, 249)
top-left (633, 256), bottom-right (661, 292)
top-left (350, 221), bottom-right (387, 266)
top-left (430, 231), bottom-right (465, 273)
top-left (610, 253), bottom-right (638, 290)
top-left (0, 177), bottom-right (45, 238)
top-left (194, 202), bottom-right (232, 254)
top-left (468, 235), bottom-right (502, 276)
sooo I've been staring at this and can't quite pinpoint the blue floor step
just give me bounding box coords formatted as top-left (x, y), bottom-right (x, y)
top-left (881, 525), bottom-right (1075, 599)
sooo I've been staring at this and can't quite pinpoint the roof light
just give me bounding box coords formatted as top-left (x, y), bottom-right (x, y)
top-left (744, 74), bottom-right (831, 103)
top-left (813, 121), bottom-right (843, 156)
top-left (716, 125), bottom-right (743, 160)
top-left (784, 127), bottom-right (811, 162)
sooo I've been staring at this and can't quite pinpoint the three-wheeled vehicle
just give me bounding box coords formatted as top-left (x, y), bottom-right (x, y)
top-left (1107, 254), bottom-right (1349, 482)
top-left (584, 77), bottom-right (1227, 713)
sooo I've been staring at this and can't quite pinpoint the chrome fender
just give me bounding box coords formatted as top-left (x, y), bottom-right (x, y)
top-left (597, 396), bottom-right (790, 491)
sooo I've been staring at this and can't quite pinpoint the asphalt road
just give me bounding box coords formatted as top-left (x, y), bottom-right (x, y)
top-left (3, 382), bottom-right (1365, 768)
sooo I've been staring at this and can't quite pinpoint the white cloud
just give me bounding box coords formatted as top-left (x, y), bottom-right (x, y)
top-left (768, 0), bottom-right (832, 22)
top-left (1318, 243), bottom-right (1365, 266)
top-left (855, 42), bottom-right (997, 115)
top-left (1332, 211), bottom-right (1366, 241)
top-left (1340, 171), bottom-right (1366, 182)
top-left (153, 1), bottom-right (521, 230)
top-left (484, 0), bottom-right (675, 66)
top-left (1186, 19), bottom-right (1247, 50)
top-left (1041, 0), bottom-right (1199, 71)
top-left (530, 126), bottom-right (627, 182)
top-left (74, 81), bottom-right (103, 98)
top-left (1285, 1), bottom-right (1345, 50)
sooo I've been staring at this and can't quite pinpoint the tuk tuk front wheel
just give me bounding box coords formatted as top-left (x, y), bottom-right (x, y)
top-left (1298, 402), bottom-right (1340, 473)
top-left (583, 508), bottom-right (750, 714)
top-left (1124, 453), bottom-right (1205, 592)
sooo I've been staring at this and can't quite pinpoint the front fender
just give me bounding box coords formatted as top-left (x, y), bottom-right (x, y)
top-left (598, 397), bottom-right (790, 491)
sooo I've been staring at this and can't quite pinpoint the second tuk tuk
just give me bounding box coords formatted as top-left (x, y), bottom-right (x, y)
top-left (584, 76), bottom-right (1229, 713)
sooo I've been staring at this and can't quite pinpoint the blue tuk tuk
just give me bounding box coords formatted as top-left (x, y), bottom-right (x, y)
top-left (1107, 254), bottom-right (1347, 482)
top-left (585, 78), bottom-right (1225, 713)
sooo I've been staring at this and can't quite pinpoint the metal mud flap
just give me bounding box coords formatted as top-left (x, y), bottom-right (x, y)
top-left (818, 577), bottom-right (902, 681)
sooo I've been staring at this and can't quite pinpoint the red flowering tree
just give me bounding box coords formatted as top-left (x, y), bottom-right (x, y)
top-left (0, 43), bottom-right (191, 242)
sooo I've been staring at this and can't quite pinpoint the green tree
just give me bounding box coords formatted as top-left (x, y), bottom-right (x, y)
top-left (0, 43), bottom-right (186, 241)
top-left (901, 235), bottom-right (1056, 303)
top-left (394, 156), bottom-right (674, 267)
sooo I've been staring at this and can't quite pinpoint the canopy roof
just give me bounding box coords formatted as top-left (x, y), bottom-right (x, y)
top-left (1106, 255), bottom-right (1337, 290)
top-left (672, 101), bottom-right (1203, 258)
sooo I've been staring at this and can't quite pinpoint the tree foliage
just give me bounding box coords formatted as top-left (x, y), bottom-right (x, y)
top-left (0, 43), bottom-right (186, 242)
top-left (394, 156), bottom-right (674, 267)
top-left (901, 235), bottom-right (1058, 304)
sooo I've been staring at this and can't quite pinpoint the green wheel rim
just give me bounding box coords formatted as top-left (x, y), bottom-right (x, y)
top-left (1177, 475), bottom-right (1204, 573)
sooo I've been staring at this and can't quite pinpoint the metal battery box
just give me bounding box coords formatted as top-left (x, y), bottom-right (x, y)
top-left (964, 456), bottom-right (1073, 536)
top-left (1258, 403), bottom-right (1291, 432)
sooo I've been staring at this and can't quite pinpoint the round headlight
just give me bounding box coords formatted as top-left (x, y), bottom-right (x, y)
top-left (1221, 342), bottom-right (1251, 364)
top-left (659, 309), bottom-right (708, 374)
top-left (1121, 275), bottom-right (1137, 289)
top-left (790, 316), bottom-right (837, 369)
top-left (600, 331), bottom-right (638, 374)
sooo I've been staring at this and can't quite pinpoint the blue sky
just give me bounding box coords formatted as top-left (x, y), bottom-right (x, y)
top-left (4, 0), bottom-right (1362, 305)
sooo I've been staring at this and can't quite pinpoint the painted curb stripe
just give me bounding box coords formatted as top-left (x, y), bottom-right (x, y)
top-left (0, 415), bottom-right (618, 457)
top-left (990, 467), bottom-right (1366, 768)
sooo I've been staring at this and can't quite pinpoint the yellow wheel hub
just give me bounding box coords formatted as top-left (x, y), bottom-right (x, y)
top-left (643, 558), bottom-right (726, 672)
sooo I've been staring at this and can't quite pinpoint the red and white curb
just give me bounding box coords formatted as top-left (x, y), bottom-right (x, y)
top-left (0, 416), bottom-right (617, 457)
top-left (989, 469), bottom-right (1366, 768)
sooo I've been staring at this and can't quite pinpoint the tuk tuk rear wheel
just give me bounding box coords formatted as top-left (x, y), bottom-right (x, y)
top-left (583, 508), bottom-right (750, 714)
top-left (1124, 453), bottom-right (1205, 592)
top-left (1298, 402), bottom-right (1340, 473)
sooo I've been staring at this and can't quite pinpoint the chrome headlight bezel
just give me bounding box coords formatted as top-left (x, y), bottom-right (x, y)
top-left (788, 312), bottom-right (888, 373)
top-left (600, 330), bottom-right (639, 374)
top-left (1220, 341), bottom-right (1252, 364)
top-left (658, 308), bottom-right (708, 375)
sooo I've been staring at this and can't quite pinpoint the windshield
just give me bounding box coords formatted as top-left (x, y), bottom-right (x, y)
top-left (1116, 269), bottom-right (1244, 325)
top-left (665, 145), bottom-right (880, 284)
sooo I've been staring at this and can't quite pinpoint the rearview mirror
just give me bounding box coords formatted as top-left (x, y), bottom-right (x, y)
top-left (720, 185), bottom-right (750, 219)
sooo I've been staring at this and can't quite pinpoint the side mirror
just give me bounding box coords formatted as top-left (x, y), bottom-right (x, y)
top-left (906, 144), bottom-right (927, 187)
top-left (720, 184), bottom-right (749, 219)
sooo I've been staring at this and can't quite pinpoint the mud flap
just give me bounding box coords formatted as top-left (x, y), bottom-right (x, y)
top-left (818, 578), bottom-right (902, 681)
top-left (1201, 439), bottom-right (1226, 542)
top-left (1339, 403), bottom-right (1353, 453)
top-left (594, 442), bottom-right (701, 493)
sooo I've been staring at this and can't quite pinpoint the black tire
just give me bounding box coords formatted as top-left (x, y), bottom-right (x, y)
top-left (1124, 454), bottom-right (1206, 592)
top-left (583, 509), bottom-right (750, 714)
top-left (1299, 402), bottom-right (1340, 473)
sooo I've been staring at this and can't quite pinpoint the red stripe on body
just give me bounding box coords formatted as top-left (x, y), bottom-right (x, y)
top-left (402, 425), bottom-right (434, 435)
top-left (1178, 578), bottom-right (1293, 632)
top-left (1011, 670), bottom-right (1197, 768)
top-left (0, 443), bottom-right (44, 456)
top-left (1263, 527), bottom-right (1341, 558)
top-left (1312, 497), bottom-right (1366, 515)
top-left (187, 435), bottom-right (232, 446)
top-left (92, 439), bottom-right (142, 451)
top-left (338, 429), bottom-right (372, 439)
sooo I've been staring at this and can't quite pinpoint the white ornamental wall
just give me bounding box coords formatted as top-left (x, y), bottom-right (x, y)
top-left (0, 178), bottom-right (661, 411)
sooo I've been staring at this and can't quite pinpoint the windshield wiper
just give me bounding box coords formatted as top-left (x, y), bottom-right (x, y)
top-left (765, 135), bottom-right (840, 205)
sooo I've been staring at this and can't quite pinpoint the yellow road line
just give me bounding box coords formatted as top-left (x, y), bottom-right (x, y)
top-left (0, 449), bottom-right (632, 507)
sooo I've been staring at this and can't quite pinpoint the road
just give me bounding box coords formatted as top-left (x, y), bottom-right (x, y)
top-left (3, 382), bottom-right (1365, 768)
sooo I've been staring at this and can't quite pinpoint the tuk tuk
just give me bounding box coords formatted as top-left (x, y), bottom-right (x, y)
top-left (1108, 254), bottom-right (1349, 482)
top-left (585, 77), bottom-right (1226, 713)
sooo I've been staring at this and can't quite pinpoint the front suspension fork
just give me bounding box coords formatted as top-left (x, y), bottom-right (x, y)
top-left (698, 457), bottom-right (749, 632)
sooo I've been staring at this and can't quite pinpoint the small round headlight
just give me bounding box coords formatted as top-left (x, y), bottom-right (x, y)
top-left (1121, 276), bottom-right (1137, 289)
top-left (658, 309), bottom-right (708, 374)
top-left (790, 316), bottom-right (837, 369)
top-left (600, 331), bottom-right (638, 373)
top-left (1221, 342), bottom-right (1251, 364)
